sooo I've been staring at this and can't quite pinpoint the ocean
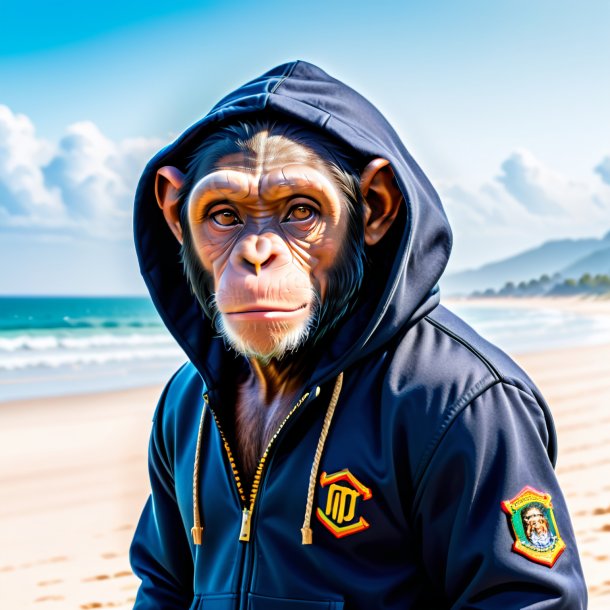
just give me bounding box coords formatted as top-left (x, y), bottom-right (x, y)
top-left (1, 296), bottom-right (610, 403)
top-left (449, 301), bottom-right (610, 354)
top-left (0, 296), bottom-right (184, 402)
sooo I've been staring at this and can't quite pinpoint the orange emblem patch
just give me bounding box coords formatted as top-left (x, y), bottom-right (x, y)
top-left (316, 469), bottom-right (372, 538)
top-left (501, 486), bottom-right (566, 567)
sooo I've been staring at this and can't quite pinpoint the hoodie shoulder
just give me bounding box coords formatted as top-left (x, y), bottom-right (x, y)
top-left (384, 304), bottom-right (557, 487)
top-left (153, 362), bottom-right (206, 465)
top-left (425, 304), bottom-right (540, 389)
top-left (423, 303), bottom-right (555, 441)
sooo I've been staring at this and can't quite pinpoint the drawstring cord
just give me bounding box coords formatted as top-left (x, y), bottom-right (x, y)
top-left (301, 371), bottom-right (344, 545)
top-left (191, 394), bottom-right (208, 545)
top-left (191, 372), bottom-right (344, 547)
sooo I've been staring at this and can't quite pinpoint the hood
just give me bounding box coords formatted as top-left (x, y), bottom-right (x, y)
top-left (134, 60), bottom-right (452, 391)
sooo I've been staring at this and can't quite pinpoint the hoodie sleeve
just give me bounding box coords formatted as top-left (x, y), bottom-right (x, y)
top-left (130, 382), bottom-right (194, 609)
top-left (413, 381), bottom-right (587, 609)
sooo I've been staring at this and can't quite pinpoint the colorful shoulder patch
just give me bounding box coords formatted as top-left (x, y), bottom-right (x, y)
top-left (501, 486), bottom-right (566, 567)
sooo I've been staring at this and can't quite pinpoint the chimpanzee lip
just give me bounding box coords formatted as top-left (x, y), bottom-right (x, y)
top-left (224, 303), bottom-right (308, 314)
top-left (222, 304), bottom-right (310, 321)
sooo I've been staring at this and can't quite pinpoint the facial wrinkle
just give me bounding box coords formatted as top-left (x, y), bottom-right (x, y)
top-left (259, 165), bottom-right (339, 212)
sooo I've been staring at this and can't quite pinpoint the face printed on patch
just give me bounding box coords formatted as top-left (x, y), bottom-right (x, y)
top-left (521, 503), bottom-right (555, 550)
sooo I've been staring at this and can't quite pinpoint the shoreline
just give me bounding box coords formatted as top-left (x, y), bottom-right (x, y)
top-left (1, 344), bottom-right (610, 605)
top-left (2, 295), bottom-right (609, 405)
top-left (445, 294), bottom-right (610, 315)
top-left (0, 382), bottom-right (164, 409)
top-left (445, 295), bottom-right (610, 357)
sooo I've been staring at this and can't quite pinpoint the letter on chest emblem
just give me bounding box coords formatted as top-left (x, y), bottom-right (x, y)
top-left (316, 469), bottom-right (372, 538)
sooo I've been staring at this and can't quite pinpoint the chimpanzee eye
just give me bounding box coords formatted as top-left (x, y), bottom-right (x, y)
top-left (284, 203), bottom-right (317, 223)
top-left (210, 209), bottom-right (241, 227)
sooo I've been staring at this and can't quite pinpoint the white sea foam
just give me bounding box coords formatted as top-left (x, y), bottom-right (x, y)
top-left (0, 331), bottom-right (183, 371)
top-left (0, 333), bottom-right (175, 352)
top-left (0, 345), bottom-right (184, 371)
top-left (451, 304), bottom-right (610, 353)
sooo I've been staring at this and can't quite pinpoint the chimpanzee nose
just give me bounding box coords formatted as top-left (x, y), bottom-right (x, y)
top-left (236, 234), bottom-right (276, 275)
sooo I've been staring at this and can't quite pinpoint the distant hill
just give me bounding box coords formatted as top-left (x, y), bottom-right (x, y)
top-left (560, 246), bottom-right (610, 278)
top-left (441, 231), bottom-right (610, 295)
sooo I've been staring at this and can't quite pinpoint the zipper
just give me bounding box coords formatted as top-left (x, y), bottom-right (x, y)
top-left (206, 389), bottom-right (314, 542)
top-left (205, 396), bottom-right (248, 505)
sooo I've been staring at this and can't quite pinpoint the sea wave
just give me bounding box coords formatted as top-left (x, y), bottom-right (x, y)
top-left (0, 318), bottom-right (163, 332)
top-left (0, 345), bottom-right (184, 370)
top-left (0, 333), bottom-right (175, 352)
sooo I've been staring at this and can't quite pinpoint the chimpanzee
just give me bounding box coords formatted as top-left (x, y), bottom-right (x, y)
top-left (130, 61), bottom-right (586, 609)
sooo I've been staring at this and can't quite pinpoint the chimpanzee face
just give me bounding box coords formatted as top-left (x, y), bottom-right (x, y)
top-left (184, 140), bottom-right (350, 361)
top-left (155, 123), bottom-right (402, 363)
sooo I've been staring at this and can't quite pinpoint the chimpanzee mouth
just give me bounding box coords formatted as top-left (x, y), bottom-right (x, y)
top-left (223, 304), bottom-right (309, 322)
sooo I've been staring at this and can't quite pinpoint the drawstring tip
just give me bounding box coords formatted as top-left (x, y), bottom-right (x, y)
top-left (301, 527), bottom-right (313, 545)
top-left (191, 526), bottom-right (204, 545)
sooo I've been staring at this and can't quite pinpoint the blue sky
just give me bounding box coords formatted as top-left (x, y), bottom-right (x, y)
top-left (1, 0), bottom-right (609, 294)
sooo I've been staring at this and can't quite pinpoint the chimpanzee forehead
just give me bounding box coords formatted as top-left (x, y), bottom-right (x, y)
top-left (187, 163), bottom-right (344, 210)
top-left (184, 128), bottom-right (353, 213)
top-left (211, 133), bottom-right (333, 176)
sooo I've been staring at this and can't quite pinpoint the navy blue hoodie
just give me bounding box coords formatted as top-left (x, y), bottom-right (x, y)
top-left (130, 61), bottom-right (587, 609)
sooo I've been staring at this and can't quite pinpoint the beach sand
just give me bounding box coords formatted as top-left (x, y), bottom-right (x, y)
top-left (1, 324), bottom-right (610, 607)
top-left (0, 387), bottom-right (160, 609)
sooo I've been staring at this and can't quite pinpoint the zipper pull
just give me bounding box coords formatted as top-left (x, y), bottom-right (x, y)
top-left (239, 508), bottom-right (252, 542)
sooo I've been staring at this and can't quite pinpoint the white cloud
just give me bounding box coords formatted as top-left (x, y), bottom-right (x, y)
top-left (2, 107), bottom-right (609, 274)
top-left (441, 149), bottom-right (610, 272)
top-left (595, 156), bottom-right (610, 185)
top-left (495, 149), bottom-right (602, 217)
top-left (0, 105), bottom-right (63, 222)
top-left (0, 105), bottom-right (163, 239)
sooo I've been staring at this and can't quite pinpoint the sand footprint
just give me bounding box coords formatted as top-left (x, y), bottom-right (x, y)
top-left (100, 552), bottom-right (119, 559)
top-left (83, 571), bottom-right (134, 583)
top-left (83, 574), bottom-right (110, 582)
top-left (37, 578), bottom-right (63, 587)
top-left (80, 600), bottom-right (134, 609)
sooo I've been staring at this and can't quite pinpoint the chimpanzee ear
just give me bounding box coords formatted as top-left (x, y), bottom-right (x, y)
top-left (360, 158), bottom-right (403, 246)
top-left (155, 166), bottom-right (186, 244)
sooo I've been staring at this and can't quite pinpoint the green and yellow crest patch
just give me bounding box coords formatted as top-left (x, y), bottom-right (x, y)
top-left (501, 486), bottom-right (566, 567)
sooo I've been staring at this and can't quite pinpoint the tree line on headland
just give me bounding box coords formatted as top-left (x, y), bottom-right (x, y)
top-left (442, 231), bottom-right (610, 296)
top-left (472, 273), bottom-right (610, 297)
